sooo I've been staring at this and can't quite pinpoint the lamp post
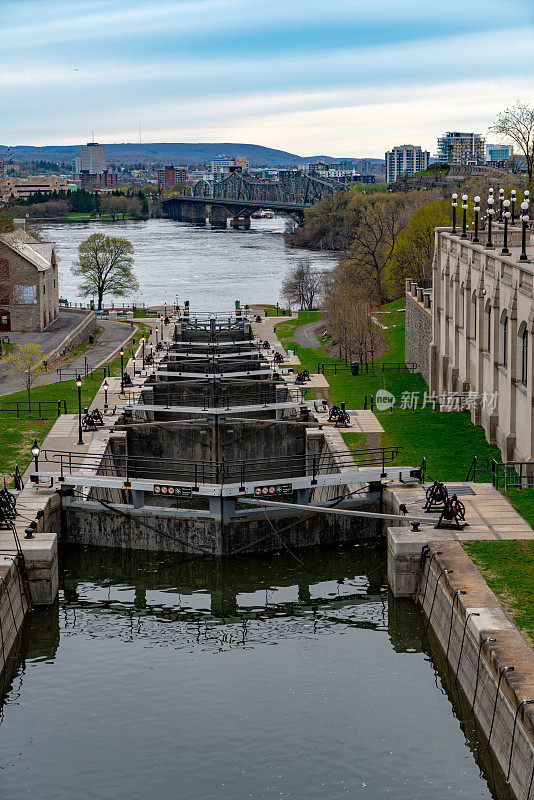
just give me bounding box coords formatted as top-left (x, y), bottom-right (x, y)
top-left (31, 440), bottom-right (40, 473)
top-left (75, 375), bottom-right (84, 445)
top-left (451, 193), bottom-right (458, 234)
top-left (499, 188), bottom-right (505, 221)
top-left (141, 336), bottom-right (146, 370)
top-left (102, 378), bottom-right (109, 410)
top-left (461, 194), bottom-right (468, 238)
top-left (502, 200), bottom-right (511, 255)
top-left (132, 356), bottom-right (136, 377)
top-left (520, 200), bottom-right (529, 262)
top-left (486, 195), bottom-right (495, 248)
top-left (511, 189), bottom-right (517, 226)
top-left (120, 348), bottom-right (125, 394)
top-left (473, 196), bottom-right (481, 243)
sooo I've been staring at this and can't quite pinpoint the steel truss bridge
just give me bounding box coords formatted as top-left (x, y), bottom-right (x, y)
top-left (161, 170), bottom-right (346, 221)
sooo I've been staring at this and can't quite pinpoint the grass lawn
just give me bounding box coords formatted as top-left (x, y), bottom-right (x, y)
top-left (463, 540), bottom-right (534, 643)
top-left (275, 310), bottom-right (324, 340)
top-left (0, 320), bottom-right (151, 484)
top-left (278, 300), bottom-right (502, 481)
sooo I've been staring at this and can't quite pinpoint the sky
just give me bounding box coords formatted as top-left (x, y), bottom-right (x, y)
top-left (2, 0), bottom-right (534, 157)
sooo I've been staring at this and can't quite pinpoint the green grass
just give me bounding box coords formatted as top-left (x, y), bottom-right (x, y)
top-left (0, 320), bottom-right (151, 483)
top-left (275, 311), bottom-right (324, 340)
top-left (502, 490), bottom-right (534, 529)
top-left (281, 299), bottom-right (502, 481)
top-left (464, 540), bottom-right (534, 643)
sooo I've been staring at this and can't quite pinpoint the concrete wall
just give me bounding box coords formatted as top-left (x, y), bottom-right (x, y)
top-left (387, 531), bottom-right (534, 800)
top-left (405, 288), bottom-right (432, 384)
top-left (0, 558), bottom-right (30, 674)
top-left (46, 309), bottom-right (98, 363)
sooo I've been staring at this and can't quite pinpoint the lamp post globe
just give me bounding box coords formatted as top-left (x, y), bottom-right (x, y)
top-left (520, 200), bottom-right (530, 262)
top-left (473, 196), bottom-right (481, 243)
top-left (451, 193), bottom-right (458, 234)
top-left (75, 376), bottom-right (84, 445)
top-left (102, 378), bottom-right (109, 409)
top-left (461, 194), bottom-right (469, 238)
top-left (31, 439), bottom-right (40, 472)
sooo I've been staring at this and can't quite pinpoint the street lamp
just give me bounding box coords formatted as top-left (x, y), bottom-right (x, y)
top-left (451, 193), bottom-right (458, 234)
top-left (520, 200), bottom-right (530, 262)
top-left (499, 188), bottom-right (505, 221)
top-left (102, 378), bottom-right (109, 409)
top-left (473, 196), bottom-right (481, 243)
top-left (132, 356), bottom-right (136, 376)
top-left (461, 194), bottom-right (468, 238)
top-left (511, 189), bottom-right (517, 226)
top-left (120, 348), bottom-right (125, 394)
top-left (75, 375), bottom-right (84, 445)
top-left (31, 440), bottom-right (40, 472)
top-left (502, 200), bottom-right (511, 255)
top-left (141, 336), bottom-right (146, 369)
top-left (486, 195), bottom-right (495, 249)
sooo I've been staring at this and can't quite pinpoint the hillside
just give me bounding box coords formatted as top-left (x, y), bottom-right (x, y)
top-left (0, 142), bottom-right (385, 168)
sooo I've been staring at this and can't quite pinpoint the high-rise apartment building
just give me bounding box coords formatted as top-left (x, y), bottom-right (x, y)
top-left (485, 143), bottom-right (513, 163)
top-left (437, 132), bottom-right (485, 165)
top-left (385, 145), bottom-right (430, 183)
top-left (80, 142), bottom-right (106, 174)
top-left (157, 166), bottom-right (188, 190)
top-left (210, 156), bottom-right (248, 176)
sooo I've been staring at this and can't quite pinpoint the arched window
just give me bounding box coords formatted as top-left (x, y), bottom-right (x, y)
top-left (522, 328), bottom-right (528, 386)
top-left (487, 304), bottom-right (491, 352)
top-left (503, 315), bottom-right (508, 368)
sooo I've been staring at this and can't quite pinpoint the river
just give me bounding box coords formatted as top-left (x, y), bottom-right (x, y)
top-left (0, 544), bottom-right (506, 800)
top-left (37, 218), bottom-right (337, 310)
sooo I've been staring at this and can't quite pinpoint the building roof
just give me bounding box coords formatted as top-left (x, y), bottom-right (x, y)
top-left (0, 230), bottom-right (54, 272)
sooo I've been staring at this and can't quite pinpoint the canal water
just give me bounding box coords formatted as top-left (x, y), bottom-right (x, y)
top-left (38, 218), bottom-right (336, 310)
top-left (0, 544), bottom-right (508, 800)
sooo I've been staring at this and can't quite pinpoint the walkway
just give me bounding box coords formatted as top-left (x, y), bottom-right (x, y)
top-left (293, 320), bottom-right (324, 348)
top-left (0, 319), bottom-right (136, 396)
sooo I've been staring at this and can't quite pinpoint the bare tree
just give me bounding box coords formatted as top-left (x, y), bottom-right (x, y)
top-left (3, 342), bottom-right (48, 415)
top-left (281, 259), bottom-right (324, 310)
top-left (490, 102), bottom-right (534, 184)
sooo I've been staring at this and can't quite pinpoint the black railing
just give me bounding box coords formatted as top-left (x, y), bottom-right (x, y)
top-left (465, 455), bottom-right (491, 482)
top-left (123, 386), bottom-right (303, 409)
top-left (492, 460), bottom-right (534, 491)
top-left (38, 445), bottom-right (400, 487)
top-left (56, 365), bottom-right (111, 382)
top-left (317, 361), bottom-right (417, 375)
top-left (0, 400), bottom-right (67, 419)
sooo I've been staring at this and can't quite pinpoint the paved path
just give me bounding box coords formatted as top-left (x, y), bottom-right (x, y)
top-left (2, 309), bottom-right (82, 350)
top-left (292, 320), bottom-right (323, 348)
top-left (0, 319), bottom-right (134, 396)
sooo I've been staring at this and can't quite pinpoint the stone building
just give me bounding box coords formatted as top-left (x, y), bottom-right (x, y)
top-left (404, 280), bottom-right (432, 384)
top-left (429, 221), bottom-right (534, 462)
top-left (0, 224), bottom-right (59, 332)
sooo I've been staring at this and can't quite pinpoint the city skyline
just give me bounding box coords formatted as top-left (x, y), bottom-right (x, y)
top-left (1, 0), bottom-right (533, 157)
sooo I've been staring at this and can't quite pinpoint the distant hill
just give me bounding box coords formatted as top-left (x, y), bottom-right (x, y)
top-left (0, 142), bottom-right (384, 168)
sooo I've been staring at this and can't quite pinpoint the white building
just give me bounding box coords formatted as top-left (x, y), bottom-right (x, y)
top-left (81, 142), bottom-right (106, 174)
top-left (385, 145), bottom-right (430, 183)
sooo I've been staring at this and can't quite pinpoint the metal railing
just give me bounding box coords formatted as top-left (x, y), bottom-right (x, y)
top-left (38, 445), bottom-right (400, 487)
top-left (122, 386), bottom-right (304, 409)
top-left (0, 400), bottom-right (67, 419)
top-left (317, 361), bottom-right (417, 375)
top-left (56, 365), bottom-right (111, 382)
top-left (492, 460), bottom-right (534, 491)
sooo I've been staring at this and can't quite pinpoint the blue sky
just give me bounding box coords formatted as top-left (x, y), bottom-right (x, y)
top-left (2, 0), bottom-right (533, 156)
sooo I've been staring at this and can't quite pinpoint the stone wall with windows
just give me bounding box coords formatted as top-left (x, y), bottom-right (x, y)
top-left (430, 223), bottom-right (533, 462)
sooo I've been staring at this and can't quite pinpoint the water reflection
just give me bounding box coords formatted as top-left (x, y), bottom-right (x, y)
top-left (0, 544), bottom-right (508, 800)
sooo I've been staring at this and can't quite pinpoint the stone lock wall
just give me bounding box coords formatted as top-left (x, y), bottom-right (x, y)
top-left (405, 287), bottom-right (432, 384)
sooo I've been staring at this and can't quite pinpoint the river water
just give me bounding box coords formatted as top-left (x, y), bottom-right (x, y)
top-left (0, 545), bottom-right (506, 800)
top-left (37, 218), bottom-right (336, 310)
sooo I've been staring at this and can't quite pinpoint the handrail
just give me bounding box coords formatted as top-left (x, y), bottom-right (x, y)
top-left (0, 399), bottom-right (67, 419)
top-left (38, 444), bottom-right (401, 486)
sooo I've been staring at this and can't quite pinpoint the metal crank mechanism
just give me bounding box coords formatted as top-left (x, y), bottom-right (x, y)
top-left (436, 494), bottom-right (467, 530)
top-left (328, 402), bottom-right (351, 428)
top-left (424, 480), bottom-right (448, 512)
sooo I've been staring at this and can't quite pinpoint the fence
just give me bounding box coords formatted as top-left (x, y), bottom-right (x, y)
top-left (0, 400), bottom-right (67, 419)
top-left (317, 361), bottom-right (417, 375)
top-left (56, 364), bottom-right (111, 382)
top-left (465, 457), bottom-right (534, 490)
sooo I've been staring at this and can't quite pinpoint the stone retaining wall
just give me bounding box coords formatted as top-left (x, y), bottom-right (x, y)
top-left (389, 532), bottom-right (534, 800)
top-left (405, 290), bottom-right (432, 384)
top-left (47, 309), bottom-right (98, 363)
top-left (0, 558), bottom-right (30, 674)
